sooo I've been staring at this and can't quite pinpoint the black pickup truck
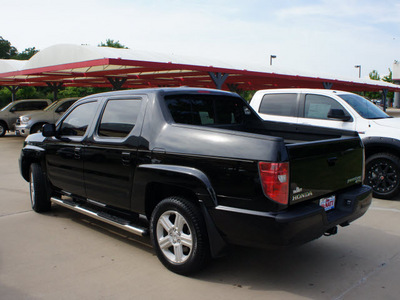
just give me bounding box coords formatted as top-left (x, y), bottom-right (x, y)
top-left (19, 87), bottom-right (372, 274)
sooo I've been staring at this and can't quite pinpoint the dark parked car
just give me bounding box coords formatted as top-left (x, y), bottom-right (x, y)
top-left (19, 88), bottom-right (372, 274)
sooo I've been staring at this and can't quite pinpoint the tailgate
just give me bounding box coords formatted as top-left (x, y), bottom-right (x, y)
top-left (286, 137), bottom-right (364, 204)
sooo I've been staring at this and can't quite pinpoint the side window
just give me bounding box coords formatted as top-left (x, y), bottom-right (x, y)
top-left (12, 101), bottom-right (48, 111)
top-left (59, 102), bottom-right (97, 136)
top-left (98, 99), bottom-right (142, 138)
top-left (259, 94), bottom-right (298, 117)
top-left (11, 103), bottom-right (26, 112)
top-left (304, 95), bottom-right (349, 120)
top-left (29, 101), bottom-right (49, 110)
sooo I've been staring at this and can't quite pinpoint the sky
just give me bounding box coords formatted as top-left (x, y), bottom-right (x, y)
top-left (1, 0), bottom-right (400, 80)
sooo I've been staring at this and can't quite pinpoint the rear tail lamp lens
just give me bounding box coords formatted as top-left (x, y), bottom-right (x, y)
top-left (259, 162), bottom-right (289, 205)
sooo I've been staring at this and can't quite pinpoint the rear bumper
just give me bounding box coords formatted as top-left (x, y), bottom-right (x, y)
top-left (209, 185), bottom-right (372, 249)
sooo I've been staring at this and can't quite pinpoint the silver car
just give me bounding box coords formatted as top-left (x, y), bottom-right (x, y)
top-left (0, 99), bottom-right (52, 137)
top-left (15, 98), bottom-right (79, 136)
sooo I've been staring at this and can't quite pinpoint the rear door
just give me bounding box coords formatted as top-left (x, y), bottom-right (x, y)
top-left (83, 97), bottom-right (146, 210)
top-left (254, 93), bottom-right (300, 124)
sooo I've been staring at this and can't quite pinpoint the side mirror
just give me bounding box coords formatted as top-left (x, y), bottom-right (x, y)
top-left (42, 124), bottom-right (56, 137)
top-left (9, 107), bottom-right (16, 113)
top-left (327, 109), bottom-right (351, 121)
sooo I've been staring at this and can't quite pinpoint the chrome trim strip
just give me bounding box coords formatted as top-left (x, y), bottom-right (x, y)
top-left (214, 205), bottom-right (275, 218)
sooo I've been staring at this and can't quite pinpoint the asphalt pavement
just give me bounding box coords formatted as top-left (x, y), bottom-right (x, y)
top-left (1, 133), bottom-right (400, 300)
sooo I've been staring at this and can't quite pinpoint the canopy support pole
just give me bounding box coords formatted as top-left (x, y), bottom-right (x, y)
top-left (108, 78), bottom-right (127, 90)
top-left (209, 72), bottom-right (229, 90)
top-left (323, 82), bottom-right (333, 89)
top-left (46, 82), bottom-right (63, 101)
top-left (382, 88), bottom-right (388, 112)
top-left (6, 86), bottom-right (20, 102)
top-left (227, 83), bottom-right (243, 95)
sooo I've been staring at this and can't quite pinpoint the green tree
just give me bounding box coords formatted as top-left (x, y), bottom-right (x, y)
top-left (98, 39), bottom-right (128, 49)
top-left (364, 70), bottom-right (381, 100)
top-left (14, 47), bottom-right (39, 60)
top-left (382, 68), bottom-right (394, 102)
top-left (369, 70), bottom-right (380, 81)
top-left (0, 36), bottom-right (18, 59)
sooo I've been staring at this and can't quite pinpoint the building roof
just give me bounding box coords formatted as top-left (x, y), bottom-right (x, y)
top-left (0, 44), bottom-right (399, 92)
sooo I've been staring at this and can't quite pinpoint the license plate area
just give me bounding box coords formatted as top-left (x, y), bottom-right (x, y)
top-left (320, 195), bottom-right (336, 211)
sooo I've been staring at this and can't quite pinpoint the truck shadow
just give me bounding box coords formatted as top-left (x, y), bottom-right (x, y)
top-left (193, 223), bottom-right (400, 298)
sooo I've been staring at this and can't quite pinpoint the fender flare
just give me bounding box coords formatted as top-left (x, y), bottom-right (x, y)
top-left (362, 136), bottom-right (400, 157)
top-left (133, 164), bottom-right (217, 208)
top-left (133, 164), bottom-right (228, 257)
top-left (19, 145), bottom-right (46, 181)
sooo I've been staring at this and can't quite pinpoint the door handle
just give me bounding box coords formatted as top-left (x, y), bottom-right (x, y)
top-left (74, 147), bottom-right (81, 160)
top-left (122, 152), bottom-right (131, 166)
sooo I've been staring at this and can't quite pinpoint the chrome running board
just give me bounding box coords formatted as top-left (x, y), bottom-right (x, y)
top-left (50, 197), bottom-right (148, 236)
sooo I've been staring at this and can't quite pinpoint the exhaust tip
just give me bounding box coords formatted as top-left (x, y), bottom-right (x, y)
top-left (324, 226), bottom-right (338, 236)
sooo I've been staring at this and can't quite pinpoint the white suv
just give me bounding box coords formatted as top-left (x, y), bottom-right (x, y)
top-left (0, 99), bottom-right (52, 137)
top-left (250, 88), bottom-right (400, 199)
top-left (15, 98), bottom-right (79, 136)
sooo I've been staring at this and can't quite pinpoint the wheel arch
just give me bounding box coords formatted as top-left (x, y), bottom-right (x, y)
top-left (30, 122), bottom-right (48, 134)
top-left (363, 137), bottom-right (400, 159)
top-left (0, 119), bottom-right (9, 130)
top-left (133, 164), bottom-right (228, 258)
top-left (20, 145), bottom-right (46, 182)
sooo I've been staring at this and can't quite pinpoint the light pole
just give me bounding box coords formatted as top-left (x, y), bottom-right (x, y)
top-left (354, 65), bottom-right (361, 78)
top-left (270, 55), bottom-right (277, 66)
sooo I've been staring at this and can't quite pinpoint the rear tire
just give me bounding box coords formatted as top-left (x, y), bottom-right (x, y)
top-left (0, 121), bottom-right (6, 137)
top-left (30, 123), bottom-right (46, 134)
top-left (150, 197), bottom-right (210, 275)
top-left (30, 163), bottom-right (51, 212)
top-left (365, 153), bottom-right (400, 199)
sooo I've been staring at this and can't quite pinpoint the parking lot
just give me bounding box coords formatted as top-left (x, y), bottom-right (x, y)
top-left (1, 133), bottom-right (400, 300)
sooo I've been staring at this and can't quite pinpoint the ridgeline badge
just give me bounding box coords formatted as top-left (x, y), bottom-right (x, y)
top-left (347, 176), bottom-right (362, 184)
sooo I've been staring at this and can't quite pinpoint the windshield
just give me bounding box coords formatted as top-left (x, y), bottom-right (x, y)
top-left (338, 93), bottom-right (390, 119)
top-left (43, 100), bottom-right (59, 111)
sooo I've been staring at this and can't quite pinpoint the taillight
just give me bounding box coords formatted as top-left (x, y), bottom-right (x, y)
top-left (258, 162), bottom-right (289, 205)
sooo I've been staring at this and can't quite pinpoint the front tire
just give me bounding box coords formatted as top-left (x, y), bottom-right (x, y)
top-left (29, 163), bottom-right (51, 212)
top-left (365, 153), bottom-right (400, 199)
top-left (150, 197), bottom-right (210, 275)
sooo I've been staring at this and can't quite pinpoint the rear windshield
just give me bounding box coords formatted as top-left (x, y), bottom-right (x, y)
top-left (164, 94), bottom-right (255, 126)
top-left (338, 93), bottom-right (390, 119)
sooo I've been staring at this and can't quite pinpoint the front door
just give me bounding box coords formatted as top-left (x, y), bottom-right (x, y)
top-left (298, 94), bottom-right (354, 131)
top-left (45, 101), bottom-right (98, 197)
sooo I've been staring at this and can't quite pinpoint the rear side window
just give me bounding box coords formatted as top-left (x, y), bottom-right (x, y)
top-left (304, 94), bottom-right (349, 120)
top-left (165, 94), bottom-right (253, 126)
top-left (12, 101), bottom-right (48, 112)
top-left (98, 99), bottom-right (142, 137)
top-left (259, 94), bottom-right (298, 117)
